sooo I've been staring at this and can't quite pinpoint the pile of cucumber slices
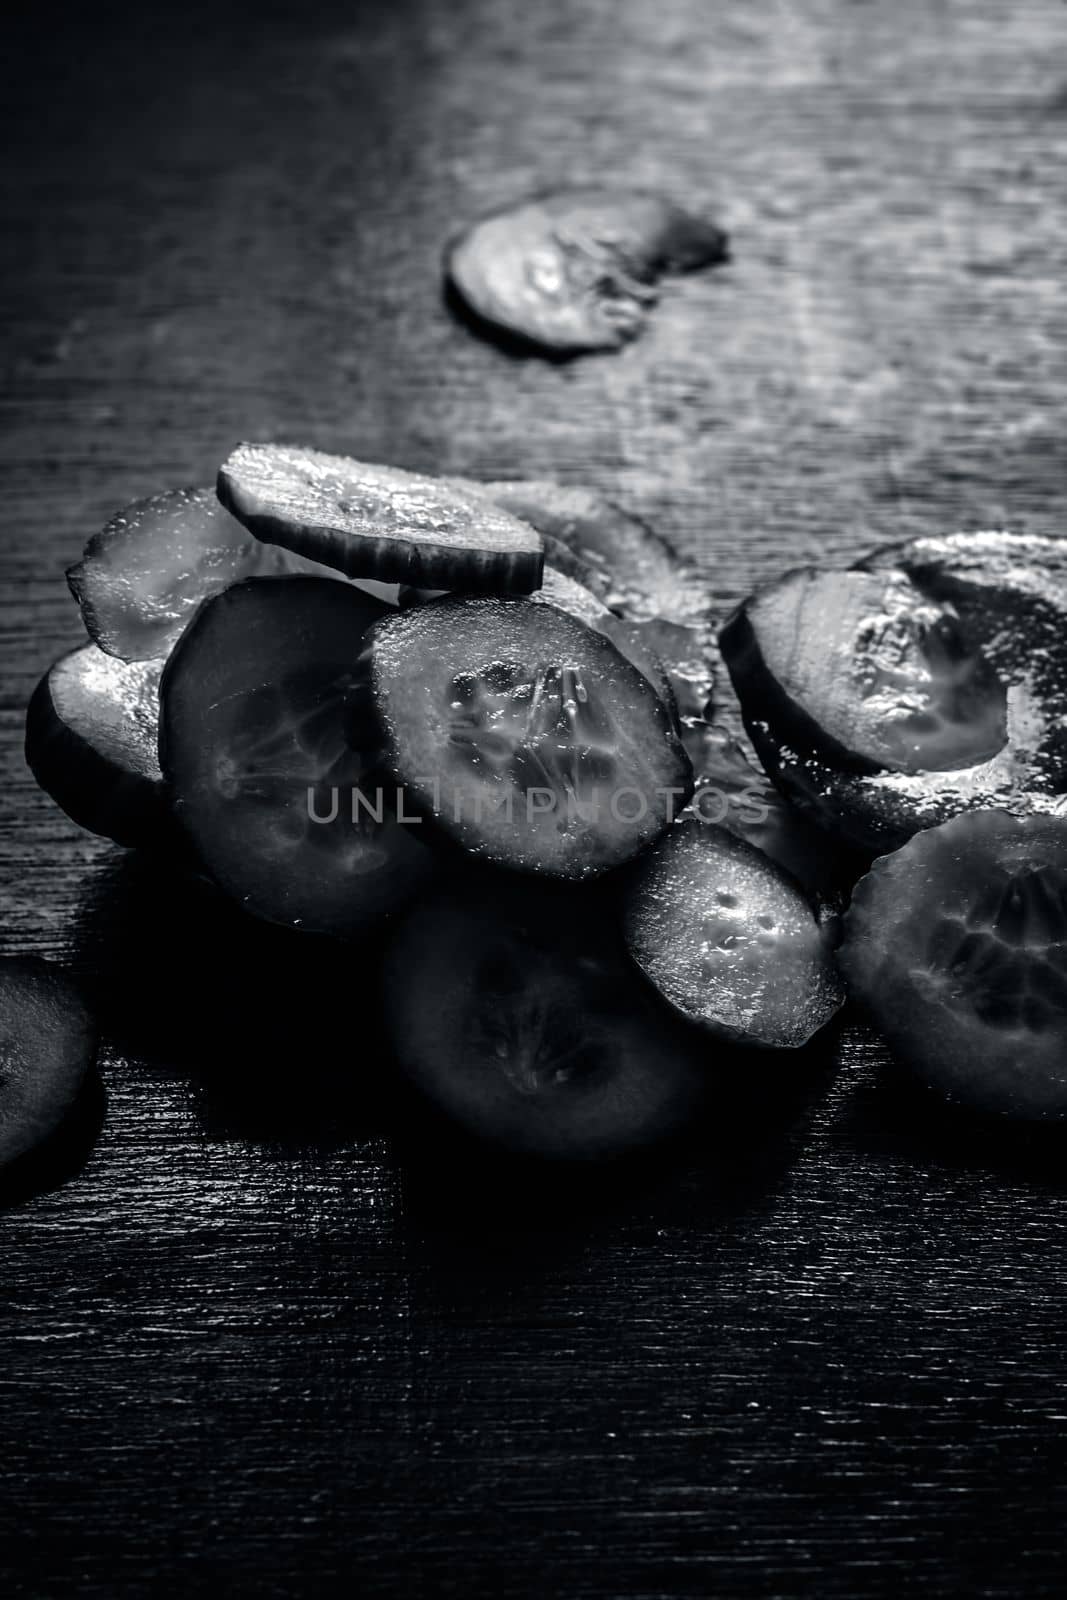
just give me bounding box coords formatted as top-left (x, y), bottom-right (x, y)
top-left (9, 441), bottom-right (1067, 1177)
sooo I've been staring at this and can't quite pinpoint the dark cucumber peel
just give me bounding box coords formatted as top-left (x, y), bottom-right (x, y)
top-left (218, 444), bottom-right (545, 595)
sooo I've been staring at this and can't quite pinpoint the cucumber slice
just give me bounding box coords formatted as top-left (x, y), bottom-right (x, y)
top-left (383, 880), bottom-right (707, 1159)
top-left (684, 724), bottom-right (855, 902)
top-left (841, 810), bottom-right (1067, 1120)
top-left (725, 539), bottom-right (1067, 852)
top-left (858, 530), bottom-right (1067, 789)
top-left (720, 567), bottom-right (1008, 776)
top-left (446, 188), bottom-right (728, 355)
top-left (25, 644), bottom-right (168, 849)
top-left (471, 481), bottom-right (699, 624)
top-left (365, 595), bottom-right (693, 879)
top-left (160, 576), bottom-right (433, 937)
top-left (67, 485), bottom-right (350, 662)
top-left (218, 443), bottom-right (544, 594)
top-left (0, 958), bottom-right (96, 1171)
top-left (623, 819), bottom-right (844, 1048)
top-left (533, 564), bottom-right (677, 714)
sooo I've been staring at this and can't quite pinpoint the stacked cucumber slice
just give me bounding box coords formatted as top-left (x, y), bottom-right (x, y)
top-left (18, 442), bottom-right (1067, 1173)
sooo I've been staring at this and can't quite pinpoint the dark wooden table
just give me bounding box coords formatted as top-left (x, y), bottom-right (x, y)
top-left (3, 2), bottom-right (1066, 1594)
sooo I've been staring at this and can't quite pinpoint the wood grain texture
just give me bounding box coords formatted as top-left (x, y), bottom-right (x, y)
top-left (2, 1), bottom-right (1066, 1595)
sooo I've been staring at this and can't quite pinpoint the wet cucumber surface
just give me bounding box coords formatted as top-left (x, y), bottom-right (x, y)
top-left (3, 4), bottom-right (1067, 1599)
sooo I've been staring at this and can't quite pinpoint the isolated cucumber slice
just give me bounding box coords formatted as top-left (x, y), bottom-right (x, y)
top-left (218, 443), bottom-right (544, 594)
top-left (160, 576), bottom-right (433, 937)
top-left (66, 485), bottom-right (353, 662)
top-left (841, 810), bottom-right (1067, 1120)
top-left (0, 958), bottom-right (96, 1171)
top-left (25, 644), bottom-right (168, 848)
top-left (383, 880), bottom-right (708, 1159)
top-left (365, 595), bottom-right (692, 878)
top-left (623, 819), bottom-right (844, 1048)
top-left (447, 188), bottom-right (728, 355)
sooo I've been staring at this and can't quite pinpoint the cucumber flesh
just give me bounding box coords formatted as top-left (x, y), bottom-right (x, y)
top-left (67, 485), bottom-right (350, 662)
top-left (623, 819), bottom-right (844, 1048)
top-left (25, 644), bottom-right (168, 849)
top-left (720, 567), bottom-right (1008, 776)
top-left (0, 958), bottom-right (96, 1170)
top-left (463, 477), bottom-right (718, 735)
top-left (160, 576), bottom-right (433, 937)
top-left (683, 724), bottom-right (856, 902)
top-left (858, 530), bottom-right (1067, 790)
top-left (726, 538), bottom-right (1067, 852)
top-left (471, 481), bottom-right (700, 624)
top-left (447, 188), bottom-right (728, 355)
top-left (218, 443), bottom-right (544, 594)
top-left (383, 880), bottom-right (708, 1159)
top-left (366, 595), bottom-right (693, 879)
top-left (841, 810), bottom-right (1067, 1119)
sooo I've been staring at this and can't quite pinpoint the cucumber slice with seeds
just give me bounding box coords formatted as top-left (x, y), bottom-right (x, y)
top-left (160, 576), bottom-right (433, 937)
top-left (841, 810), bottom-right (1067, 1119)
top-left (218, 443), bottom-right (544, 594)
top-left (725, 539), bottom-right (1067, 851)
top-left (383, 880), bottom-right (708, 1160)
top-left (446, 188), bottom-right (728, 355)
top-left (67, 485), bottom-right (350, 662)
top-left (0, 958), bottom-right (96, 1172)
top-left (365, 595), bottom-right (692, 879)
top-left (720, 567), bottom-right (1008, 776)
top-left (26, 644), bottom-right (168, 848)
top-left (464, 477), bottom-right (717, 731)
top-left (624, 819), bottom-right (844, 1048)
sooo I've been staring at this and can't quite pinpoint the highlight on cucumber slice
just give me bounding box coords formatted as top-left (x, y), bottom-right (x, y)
top-left (25, 644), bottom-right (168, 849)
top-left (533, 564), bottom-right (677, 713)
top-left (383, 879), bottom-right (708, 1160)
top-left (0, 957), bottom-right (96, 1171)
top-left (721, 567), bottom-right (1008, 777)
top-left (858, 530), bottom-right (1067, 791)
top-left (724, 536), bottom-right (1067, 852)
top-left (623, 819), bottom-right (845, 1048)
top-left (67, 485), bottom-right (349, 663)
top-left (466, 478), bottom-right (717, 732)
top-left (841, 810), bottom-right (1067, 1120)
top-left (365, 595), bottom-right (693, 879)
top-left (683, 724), bottom-right (855, 902)
top-left (160, 576), bottom-right (434, 937)
top-left (446, 188), bottom-right (728, 355)
top-left (470, 481), bottom-right (698, 624)
top-left (218, 443), bottom-right (545, 594)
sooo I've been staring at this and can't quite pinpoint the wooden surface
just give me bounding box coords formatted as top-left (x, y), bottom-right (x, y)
top-left (3, 2), bottom-right (1067, 1594)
